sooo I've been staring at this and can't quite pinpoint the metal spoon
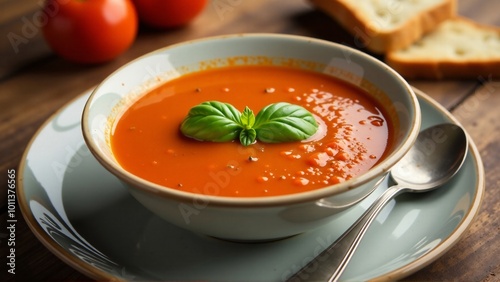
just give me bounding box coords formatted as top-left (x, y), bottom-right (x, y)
top-left (288, 123), bottom-right (468, 282)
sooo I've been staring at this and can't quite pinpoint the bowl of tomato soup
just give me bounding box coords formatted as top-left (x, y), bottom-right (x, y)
top-left (82, 34), bottom-right (420, 241)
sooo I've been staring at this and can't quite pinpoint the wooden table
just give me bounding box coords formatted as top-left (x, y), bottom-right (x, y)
top-left (1, 0), bottom-right (498, 281)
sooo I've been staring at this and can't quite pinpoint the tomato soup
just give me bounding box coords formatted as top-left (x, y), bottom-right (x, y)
top-left (111, 65), bottom-right (393, 197)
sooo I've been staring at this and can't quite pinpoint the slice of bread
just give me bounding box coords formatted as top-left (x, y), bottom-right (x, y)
top-left (386, 17), bottom-right (500, 79)
top-left (309, 0), bottom-right (456, 53)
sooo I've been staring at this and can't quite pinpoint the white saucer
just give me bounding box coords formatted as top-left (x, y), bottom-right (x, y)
top-left (18, 88), bottom-right (484, 281)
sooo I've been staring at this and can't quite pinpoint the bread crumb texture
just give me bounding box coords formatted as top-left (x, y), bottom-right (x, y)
top-left (393, 18), bottom-right (500, 60)
top-left (345, 0), bottom-right (443, 31)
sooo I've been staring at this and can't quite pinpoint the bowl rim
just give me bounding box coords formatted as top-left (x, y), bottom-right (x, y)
top-left (82, 33), bottom-right (421, 208)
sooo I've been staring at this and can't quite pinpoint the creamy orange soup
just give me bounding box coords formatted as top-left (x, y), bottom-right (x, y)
top-left (111, 65), bottom-right (393, 197)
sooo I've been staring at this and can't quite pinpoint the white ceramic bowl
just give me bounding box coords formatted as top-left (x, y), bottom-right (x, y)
top-left (82, 34), bottom-right (421, 241)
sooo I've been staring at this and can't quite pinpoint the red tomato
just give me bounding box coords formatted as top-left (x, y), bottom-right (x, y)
top-left (132, 0), bottom-right (208, 28)
top-left (42, 0), bottom-right (138, 64)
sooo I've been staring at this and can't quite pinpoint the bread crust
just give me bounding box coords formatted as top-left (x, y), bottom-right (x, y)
top-left (309, 0), bottom-right (456, 54)
top-left (386, 17), bottom-right (500, 79)
top-left (385, 59), bottom-right (500, 79)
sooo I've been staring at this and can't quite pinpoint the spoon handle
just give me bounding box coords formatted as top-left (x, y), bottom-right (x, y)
top-left (288, 184), bottom-right (404, 282)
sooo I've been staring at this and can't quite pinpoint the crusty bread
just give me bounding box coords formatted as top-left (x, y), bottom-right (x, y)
top-left (309, 0), bottom-right (456, 53)
top-left (386, 17), bottom-right (500, 79)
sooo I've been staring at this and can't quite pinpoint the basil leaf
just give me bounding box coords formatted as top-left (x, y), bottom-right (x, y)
top-left (254, 102), bottom-right (318, 143)
top-left (240, 106), bottom-right (255, 128)
top-left (239, 128), bottom-right (257, 146)
top-left (180, 101), bottom-right (243, 142)
top-left (180, 101), bottom-right (319, 146)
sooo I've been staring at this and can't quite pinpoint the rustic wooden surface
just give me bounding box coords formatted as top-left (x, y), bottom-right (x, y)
top-left (1, 0), bottom-right (498, 281)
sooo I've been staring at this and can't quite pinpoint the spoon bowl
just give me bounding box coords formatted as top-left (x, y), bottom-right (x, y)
top-left (288, 123), bottom-right (468, 282)
top-left (391, 123), bottom-right (468, 190)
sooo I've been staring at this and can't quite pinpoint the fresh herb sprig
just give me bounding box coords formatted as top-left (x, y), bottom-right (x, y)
top-left (180, 101), bottom-right (318, 146)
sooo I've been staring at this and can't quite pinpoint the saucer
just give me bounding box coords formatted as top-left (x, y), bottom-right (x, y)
top-left (18, 88), bottom-right (484, 281)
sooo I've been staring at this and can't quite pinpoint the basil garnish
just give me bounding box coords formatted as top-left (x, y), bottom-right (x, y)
top-left (254, 102), bottom-right (319, 143)
top-left (180, 101), bottom-right (318, 146)
top-left (179, 101), bottom-right (242, 142)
